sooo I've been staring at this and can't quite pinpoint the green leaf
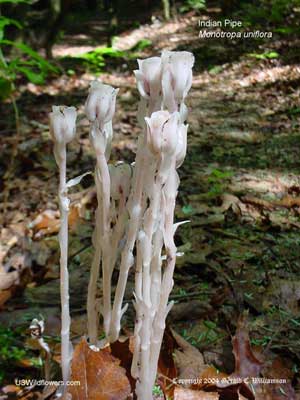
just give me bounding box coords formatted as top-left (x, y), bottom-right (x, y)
top-left (0, 16), bottom-right (21, 40)
top-left (130, 39), bottom-right (152, 52)
top-left (0, 0), bottom-right (32, 3)
top-left (248, 51), bottom-right (279, 60)
top-left (0, 39), bottom-right (58, 73)
top-left (16, 66), bottom-right (44, 84)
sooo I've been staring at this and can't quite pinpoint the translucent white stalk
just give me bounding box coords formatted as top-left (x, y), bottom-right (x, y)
top-left (134, 178), bottom-right (164, 400)
top-left (85, 82), bottom-right (118, 342)
top-left (58, 147), bottom-right (72, 390)
top-left (88, 120), bottom-right (112, 340)
top-left (149, 166), bottom-right (178, 387)
top-left (49, 105), bottom-right (76, 395)
top-left (108, 144), bottom-right (146, 342)
top-left (87, 168), bottom-right (102, 344)
top-left (96, 150), bottom-right (112, 337)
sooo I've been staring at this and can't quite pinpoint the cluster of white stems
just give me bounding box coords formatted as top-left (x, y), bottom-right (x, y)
top-left (49, 50), bottom-right (194, 399)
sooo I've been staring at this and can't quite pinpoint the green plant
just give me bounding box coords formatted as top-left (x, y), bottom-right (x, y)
top-left (152, 385), bottom-right (164, 396)
top-left (206, 168), bottom-right (233, 198)
top-left (0, 327), bottom-right (26, 383)
top-left (180, 0), bottom-right (206, 13)
top-left (247, 51), bottom-right (279, 60)
top-left (239, 0), bottom-right (300, 25)
top-left (130, 39), bottom-right (152, 52)
top-left (1, 0), bottom-right (59, 221)
top-left (0, 0), bottom-right (58, 99)
top-left (72, 47), bottom-right (125, 73)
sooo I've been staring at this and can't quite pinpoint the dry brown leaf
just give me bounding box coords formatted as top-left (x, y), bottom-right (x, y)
top-left (172, 328), bottom-right (207, 382)
top-left (30, 206), bottom-right (81, 238)
top-left (174, 387), bottom-right (219, 400)
top-left (231, 316), bottom-right (263, 380)
top-left (69, 338), bottom-right (131, 400)
top-left (110, 337), bottom-right (135, 392)
top-left (0, 289), bottom-right (12, 307)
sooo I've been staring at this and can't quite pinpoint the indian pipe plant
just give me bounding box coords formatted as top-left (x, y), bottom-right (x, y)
top-left (50, 50), bottom-right (194, 399)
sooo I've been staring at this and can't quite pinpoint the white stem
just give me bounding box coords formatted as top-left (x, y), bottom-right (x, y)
top-left (149, 170), bottom-right (177, 387)
top-left (134, 170), bottom-right (164, 399)
top-left (87, 206), bottom-right (101, 344)
top-left (109, 194), bottom-right (127, 275)
top-left (58, 146), bottom-right (72, 393)
top-left (96, 143), bottom-right (112, 337)
top-left (131, 230), bottom-right (144, 379)
top-left (109, 136), bottom-right (147, 342)
top-left (140, 181), bottom-right (161, 388)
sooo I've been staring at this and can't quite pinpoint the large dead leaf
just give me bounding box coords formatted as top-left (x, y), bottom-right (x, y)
top-left (69, 338), bottom-right (131, 400)
top-left (216, 316), bottom-right (263, 399)
top-left (172, 328), bottom-right (207, 381)
top-left (174, 387), bottom-right (219, 400)
top-left (231, 316), bottom-right (263, 380)
top-left (110, 337), bottom-right (135, 392)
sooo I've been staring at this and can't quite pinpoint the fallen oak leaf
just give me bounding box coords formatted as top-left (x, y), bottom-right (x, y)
top-left (231, 316), bottom-right (263, 380)
top-left (69, 338), bottom-right (131, 400)
top-left (171, 328), bottom-right (207, 383)
top-left (110, 336), bottom-right (136, 392)
top-left (215, 315), bottom-right (263, 399)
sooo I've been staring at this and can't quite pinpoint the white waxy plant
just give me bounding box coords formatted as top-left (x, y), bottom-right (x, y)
top-left (50, 50), bottom-right (193, 400)
top-left (85, 82), bottom-right (119, 343)
top-left (49, 105), bottom-right (77, 394)
top-left (130, 51), bottom-right (193, 399)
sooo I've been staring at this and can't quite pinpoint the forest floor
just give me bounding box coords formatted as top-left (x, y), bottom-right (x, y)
top-left (0, 4), bottom-right (300, 400)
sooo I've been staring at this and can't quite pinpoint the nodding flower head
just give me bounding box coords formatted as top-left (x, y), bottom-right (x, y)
top-left (85, 81), bottom-right (119, 128)
top-left (145, 110), bottom-right (179, 157)
top-left (162, 51), bottom-right (194, 112)
top-left (134, 57), bottom-right (162, 100)
top-left (49, 106), bottom-right (77, 145)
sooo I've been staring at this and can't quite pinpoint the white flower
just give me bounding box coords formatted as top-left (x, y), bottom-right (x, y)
top-left (134, 57), bottom-right (162, 99)
top-left (49, 106), bottom-right (77, 144)
top-left (145, 111), bottom-right (179, 157)
top-left (110, 163), bottom-right (132, 200)
top-left (85, 81), bottom-right (119, 128)
top-left (162, 51), bottom-right (194, 111)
